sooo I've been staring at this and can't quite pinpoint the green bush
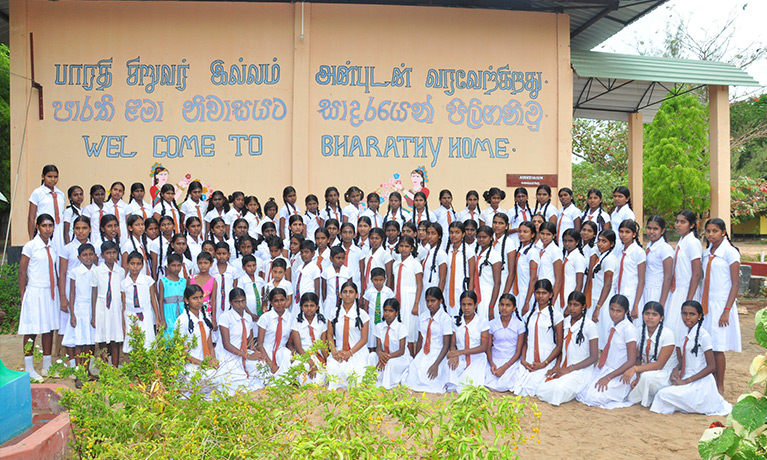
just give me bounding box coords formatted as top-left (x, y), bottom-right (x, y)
top-left (0, 264), bottom-right (21, 334)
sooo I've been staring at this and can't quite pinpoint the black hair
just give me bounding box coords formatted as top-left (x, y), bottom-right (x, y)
top-left (209, 190), bottom-right (231, 213)
top-left (89, 184), bottom-right (105, 204)
top-left (99, 214), bottom-right (119, 244)
top-left (492, 213), bottom-right (510, 271)
top-left (344, 186), bottom-right (364, 204)
top-left (331, 280), bottom-right (363, 330)
top-left (197, 251), bottom-right (214, 264)
top-left (329, 245), bottom-right (345, 259)
top-left (166, 253), bottom-right (183, 266)
top-left (128, 182), bottom-right (145, 206)
top-left (562, 228), bottom-right (583, 256)
top-left (382, 298), bottom-right (402, 322)
top-left (228, 191), bottom-right (245, 211)
top-left (465, 190), bottom-right (479, 207)
top-left (214, 241), bottom-right (231, 254)
top-left (512, 187), bottom-right (532, 222)
top-left (704, 218), bottom-right (738, 252)
top-left (534, 185), bottom-right (553, 218)
top-left (183, 180), bottom-right (203, 203)
top-left (567, 291), bottom-right (588, 345)
top-left (498, 293), bottom-right (523, 322)
top-left (609, 294), bottom-right (631, 321)
top-left (639, 301), bottom-right (665, 364)
top-left (681, 300), bottom-right (704, 356)
top-left (300, 239), bottom-right (317, 252)
top-left (538, 221), bottom-right (557, 246)
top-left (272, 258), bottom-right (288, 270)
top-left (618, 219), bottom-right (643, 248)
top-left (41, 165), bottom-right (59, 184)
top-left (356, 216), bottom-right (373, 246)
top-left (228, 286), bottom-right (246, 304)
top-left (77, 242), bottom-right (95, 256)
top-left (426, 222), bottom-right (443, 283)
top-left (370, 267), bottom-right (386, 280)
top-left (411, 191), bottom-right (431, 225)
top-left (158, 184), bottom-right (182, 230)
top-left (677, 209), bottom-right (698, 237)
top-left (482, 187), bottom-right (506, 204)
top-left (208, 217), bottom-right (227, 242)
top-left (126, 214), bottom-right (151, 272)
top-left (397, 234), bottom-right (417, 258)
top-left (646, 215), bottom-right (668, 242)
top-left (263, 197), bottom-right (278, 216)
top-left (71, 215), bottom-right (91, 240)
top-left (100, 240), bottom-right (118, 254)
top-left (66, 185), bottom-right (83, 216)
top-left (424, 286), bottom-right (449, 313)
top-left (231, 218), bottom-right (250, 257)
top-left (438, 189), bottom-right (456, 217)
top-left (612, 186), bottom-right (632, 210)
top-left (169, 232), bottom-right (193, 264)
top-left (296, 292), bottom-right (326, 324)
top-left (525, 279), bottom-right (556, 344)
top-left (383, 191), bottom-right (406, 224)
top-left (183, 284), bottom-right (213, 333)
top-left (455, 290), bottom-right (478, 326)
top-left (244, 196), bottom-right (263, 219)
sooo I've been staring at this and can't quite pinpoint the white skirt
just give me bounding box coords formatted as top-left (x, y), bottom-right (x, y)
top-left (536, 366), bottom-right (593, 406)
top-left (58, 310), bottom-right (70, 335)
top-left (703, 298), bottom-right (742, 352)
top-left (122, 310), bottom-right (157, 353)
top-left (405, 349), bottom-right (448, 394)
top-left (596, 306), bottom-right (614, 350)
top-left (664, 283), bottom-right (690, 342)
top-left (326, 349), bottom-right (371, 390)
top-left (513, 361), bottom-right (557, 396)
top-left (627, 368), bottom-right (672, 407)
top-left (61, 300), bottom-right (95, 347)
top-left (447, 353), bottom-right (488, 392)
top-left (400, 291), bottom-right (420, 342)
top-left (650, 374), bottom-right (731, 416)
top-left (643, 283), bottom-right (662, 304)
top-left (18, 286), bottom-right (59, 335)
top-left (368, 352), bottom-right (412, 389)
top-left (484, 361), bottom-right (524, 393)
top-left (93, 297), bottom-right (124, 344)
top-left (576, 365), bottom-right (633, 409)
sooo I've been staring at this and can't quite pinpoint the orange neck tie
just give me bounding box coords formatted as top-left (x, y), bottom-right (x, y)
top-left (474, 248), bottom-right (484, 305)
top-left (272, 316), bottom-right (283, 364)
top-left (424, 318), bottom-right (434, 354)
top-left (45, 245), bottom-right (56, 300)
top-left (679, 336), bottom-right (689, 378)
top-left (464, 326), bottom-right (471, 365)
top-left (363, 255), bottom-right (373, 292)
top-left (449, 248), bottom-right (458, 307)
top-left (141, 205), bottom-right (147, 220)
top-left (51, 191), bottom-right (61, 224)
top-left (599, 327), bottom-right (615, 369)
top-left (383, 326), bottom-right (391, 354)
top-left (196, 205), bottom-right (202, 223)
top-left (374, 214), bottom-right (378, 228)
top-left (171, 207), bottom-right (179, 233)
top-left (616, 252), bottom-right (627, 295)
top-left (521, 209), bottom-right (528, 221)
top-left (344, 249), bottom-right (350, 266)
top-left (182, 263), bottom-right (189, 280)
top-left (670, 245), bottom-right (681, 292)
top-left (701, 254), bottom-right (715, 315)
top-left (199, 320), bottom-right (211, 358)
top-left (308, 321), bottom-right (327, 363)
top-left (585, 254), bottom-right (595, 308)
top-left (559, 256), bottom-right (568, 306)
top-left (241, 317), bottom-right (249, 376)
top-left (533, 312), bottom-right (542, 363)
top-left (114, 203), bottom-right (121, 239)
top-left (342, 316), bottom-right (351, 351)
top-left (447, 211), bottom-right (453, 225)
top-left (547, 328), bottom-right (572, 382)
top-left (645, 337), bottom-right (652, 363)
top-left (395, 263), bottom-right (403, 303)
top-left (316, 254), bottom-right (323, 270)
top-left (140, 244), bottom-right (151, 275)
top-left (512, 252), bottom-right (521, 296)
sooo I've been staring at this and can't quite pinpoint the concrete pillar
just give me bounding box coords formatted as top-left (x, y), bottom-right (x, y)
top-left (627, 112), bottom-right (643, 227)
top-left (556, 13), bottom-right (573, 192)
top-left (709, 85), bottom-right (731, 232)
top-left (291, 2), bottom-right (311, 192)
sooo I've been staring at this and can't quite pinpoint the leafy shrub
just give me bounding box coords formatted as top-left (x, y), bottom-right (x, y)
top-left (0, 264), bottom-right (21, 334)
top-left (731, 176), bottom-right (767, 225)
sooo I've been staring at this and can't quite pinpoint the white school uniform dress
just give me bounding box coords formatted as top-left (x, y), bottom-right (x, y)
top-left (627, 325), bottom-right (677, 407)
top-left (474, 247), bottom-right (502, 321)
top-left (410, 209), bottom-right (433, 226)
top-left (120, 274), bottom-right (156, 352)
top-left (393, 255), bottom-right (423, 341)
top-left (211, 263), bottom-right (236, 317)
top-left (29, 184), bottom-right (67, 252)
top-left (507, 205), bottom-right (533, 247)
top-left (292, 261), bottom-right (321, 314)
top-left (90, 263), bottom-right (125, 343)
top-left (562, 250), bottom-right (587, 312)
top-left (479, 206), bottom-right (506, 227)
top-left (215, 308), bottom-right (265, 393)
top-left (187, 235), bottom-right (204, 267)
top-left (368, 320), bottom-right (412, 389)
top-left (174, 309), bottom-right (219, 390)
top-left (152, 201), bottom-right (182, 234)
top-left (514, 306), bottom-right (564, 396)
top-left (610, 205), bottom-right (636, 253)
top-left (457, 207), bottom-right (482, 227)
top-left (382, 208), bottom-right (411, 229)
top-left (576, 317), bottom-right (637, 409)
top-left (326, 307), bottom-right (371, 390)
top-left (582, 243), bottom-right (599, 275)
top-left (104, 200), bottom-right (128, 245)
top-left (582, 207), bottom-right (608, 234)
top-left (204, 207), bottom-right (226, 227)
top-left (62, 264), bottom-right (96, 347)
top-left (179, 198), bottom-right (208, 226)
top-left (304, 211), bottom-right (322, 243)
top-left (343, 203), bottom-right (363, 230)
top-left (356, 236), bottom-right (372, 255)
top-left (512, 243), bottom-right (541, 312)
top-left (257, 215), bottom-right (277, 236)
top-left (291, 316), bottom-right (329, 385)
top-left (417, 242), bottom-right (430, 263)
top-left (83, 203), bottom-right (107, 245)
top-left (434, 207), bottom-right (458, 246)
top-left (60, 238), bottom-right (86, 301)
top-left (264, 279), bottom-right (294, 311)
top-left (120, 235), bottom-right (153, 277)
top-left (62, 205), bottom-right (82, 243)
top-left (537, 242), bottom-right (564, 310)
top-left (260, 255), bottom-right (289, 282)
top-left (592, 252), bottom-right (618, 348)
top-left (148, 235), bottom-right (172, 276)
top-left (643, 239), bottom-right (673, 304)
top-left (321, 265), bottom-right (352, 318)
top-left (18, 236), bottom-right (60, 335)
top-left (665, 232), bottom-right (703, 340)
top-left (491, 234), bottom-right (514, 292)
top-left (360, 208), bottom-right (384, 229)
top-left (224, 208), bottom-right (245, 238)
top-left (258, 310), bottom-right (294, 379)
top-left (612, 241), bottom-right (646, 327)
top-left (701, 240), bottom-right (742, 352)
top-left (537, 315), bottom-right (598, 406)
top-left (278, 203), bottom-right (301, 237)
top-left (447, 316), bottom-right (490, 392)
top-left (405, 309), bottom-right (453, 393)
top-left (125, 200), bottom-right (153, 221)
top-left (650, 327), bottom-right (732, 416)
top-left (556, 203), bottom-right (581, 246)
top-left (238, 274), bottom-right (266, 333)
top-left (320, 205), bottom-right (343, 224)
top-left (444, 244), bottom-right (475, 316)
top-left (534, 202), bottom-right (559, 225)
top-left (244, 212), bottom-right (262, 239)
top-left (363, 286), bottom-right (396, 347)
top-left (419, 246), bottom-right (447, 315)
top-left (340, 244), bottom-right (363, 287)
top-left (484, 315), bottom-right (526, 392)
top-left (360, 247), bottom-right (393, 294)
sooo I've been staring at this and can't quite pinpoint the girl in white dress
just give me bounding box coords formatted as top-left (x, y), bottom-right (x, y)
top-left (382, 192), bottom-right (411, 228)
top-left (27, 165), bottom-right (66, 252)
top-left (121, 215), bottom-right (153, 277)
top-left (361, 192), bottom-right (384, 230)
top-left (320, 186), bottom-right (344, 224)
top-left (410, 191), bottom-right (433, 227)
top-left (175, 285), bottom-right (219, 392)
top-left (485, 293), bottom-right (526, 392)
top-left (339, 223), bottom-right (363, 287)
top-left (556, 187), bottom-right (581, 246)
top-left (304, 194), bottom-right (323, 243)
top-left (90, 241), bottom-right (125, 367)
top-left (536, 222), bottom-right (563, 312)
top-left (643, 216), bottom-right (674, 307)
top-left (701, 218), bottom-right (741, 395)
top-left (447, 291), bottom-right (489, 392)
top-left (62, 185), bottom-right (84, 245)
top-left (591, 229), bottom-right (618, 348)
top-left (58, 215), bottom-right (92, 362)
top-left (507, 222), bottom-right (540, 315)
top-left (405, 287), bottom-right (453, 393)
top-left (537, 291), bottom-right (599, 405)
top-left (666, 210), bottom-right (703, 340)
top-left (433, 190), bottom-right (458, 248)
top-left (581, 188), bottom-right (609, 235)
top-left (610, 186), bottom-right (636, 253)
top-left (580, 220), bottom-right (599, 310)
top-left (278, 186), bottom-right (301, 240)
top-left (326, 281), bottom-right (371, 390)
top-left (83, 184), bottom-right (107, 246)
top-left (514, 280), bottom-right (563, 396)
top-left (560, 229), bottom-right (586, 314)
top-left (18, 214), bottom-right (59, 380)
top-left (244, 196), bottom-right (262, 239)
top-left (456, 190), bottom-right (482, 227)
top-left (224, 192), bottom-right (246, 239)
top-left (369, 298), bottom-right (412, 389)
top-left (216, 288), bottom-right (265, 394)
top-left (474, 225), bottom-right (502, 321)
top-left (121, 252), bottom-right (159, 353)
top-left (65, 243), bottom-right (97, 377)
top-left (576, 294), bottom-right (637, 409)
top-left (479, 187), bottom-right (506, 227)
top-left (624, 302), bottom-right (677, 407)
top-left (507, 187), bottom-right (533, 248)
top-left (533, 185), bottom-right (559, 226)
top-left (614, 220), bottom-right (646, 326)
top-left (491, 213), bottom-right (513, 292)
top-left (178, 181), bottom-right (208, 226)
top-left (203, 191), bottom-right (228, 236)
top-left (419, 223), bottom-right (447, 315)
top-left (152, 184), bottom-right (183, 235)
top-left (342, 186), bottom-right (364, 230)
top-left (104, 182), bottom-right (128, 245)
top-left (125, 182), bottom-right (153, 222)
top-left (444, 222), bottom-right (476, 317)
top-left (321, 247), bottom-right (352, 319)
top-left (360, 228), bottom-right (394, 294)
top-left (391, 235), bottom-right (423, 353)
top-left (290, 293), bottom-right (328, 386)
top-left (256, 288), bottom-right (294, 381)
top-left (650, 300), bottom-right (732, 416)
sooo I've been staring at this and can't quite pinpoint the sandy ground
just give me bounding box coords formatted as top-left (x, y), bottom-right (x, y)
top-left (1, 300), bottom-right (765, 459)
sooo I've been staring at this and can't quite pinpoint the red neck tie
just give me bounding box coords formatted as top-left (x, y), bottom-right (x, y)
top-left (701, 254), bottom-right (715, 316)
top-left (344, 249), bottom-right (349, 266)
top-left (424, 318), bottom-right (434, 354)
top-left (45, 245), bottom-right (56, 300)
top-left (307, 321), bottom-right (326, 363)
top-left (170, 207), bottom-right (179, 233)
top-left (679, 336), bottom-right (689, 377)
top-left (99, 207), bottom-right (104, 224)
top-left (533, 311), bottom-right (542, 363)
top-left (342, 316), bottom-right (351, 351)
top-left (559, 256), bottom-right (568, 306)
top-left (556, 213), bottom-right (562, 242)
top-left (395, 263), bottom-right (403, 303)
top-left (521, 208), bottom-right (528, 221)
top-left (316, 254), bottom-right (323, 270)
top-left (241, 317), bottom-right (249, 376)
top-left (670, 245), bottom-right (681, 292)
top-left (182, 263), bottom-right (189, 280)
top-left (196, 205), bottom-right (202, 223)
top-left (449, 248), bottom-right (458, 307)
top-left (199, 321), bottom-right (210, 358)
top-left (599, 327), bottom-right (615, 369)
top-left (51, 191), bottom-right (61, 224)
top-left (374, 214), bottom-right (378, 228)
top-left (383, 326), bottom-right (391, 354)
top-left (464, 325), bottom-right (471, 365)
top-left (363, 255), bottom-right (373, 292)
top-left (141, 206), bottom-right (147, 220)
top-left (645, 337), bottom-right (652, 363)
top-left (470, 210), bottom-right (475, 221)
top-left (512, 252), bottom-right (521, 296)
top-left (616, 252), bottom-right (627, 295)
top-left (447, 211), bottom-right (453, 225)
top-left (114, 203), bottom-right (121, 239)
top-left (272, 315), bottom-right (283, 363)
top-left (474, 247), bottom-right (484, 305)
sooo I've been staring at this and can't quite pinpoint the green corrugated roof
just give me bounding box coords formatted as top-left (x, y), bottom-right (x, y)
top-left (571, 50), bottom-right (762, 87)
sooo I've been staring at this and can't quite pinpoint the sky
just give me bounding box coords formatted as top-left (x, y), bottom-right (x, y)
top-left (597, 0), bottom-right (766, 100)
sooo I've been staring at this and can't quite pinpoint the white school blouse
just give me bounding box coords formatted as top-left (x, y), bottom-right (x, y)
top-left (278, 203), bottom-right (302, 233)
top-left (361, 247), bottom-right (393, 290)
top-left (562, 250), bottom-right (587, 299)
top-left (479, 206), bottom-right (506, 227)
top-left (491, 234), bottom-right (514, 288)
top-left (420, 309), bottom-right (454, 350)
top-left (331, 306), bottom-right (370, 350)
top-left (420, 246), bottom-right (447, 291)
top-left (237, 274), bottom-right (266, 316)
top-left (292, 316), bottom-right (329, 350)
top-left (179, 198), bottom-right (208, 223)
top-left (126, 200), bottom-right (153, 220)
top-left (204, 207), bottom-right (226, 224)
top-left (701, 239), bottom-right (740, 304)
top-left (514, 243), bottom-right (541, 298)
top-left (340, 244), bottom-right (363, 284)
top-left (534, 202), bottom-right (559, 223)
top-left (444, 244), bottom-right (475, 309)
top-left (453, 316), bottom-right (489, 351)
top-left (360, 208), bottom-right (384, 229)
top-left (363, 286), bottom-right (396, 322)
top-left (457, 207), bottom-right (482, 226)
top-left (258, 310), bottom-right (294, 354)
top-left (382, 208), bottom-right (411, 227)
top-left (475, 247), bottom-right (502, 303)
top-left (523, 306), bottom-right (564, 363)
top-left (244, 212), bottom-right (262, 239)
top-left (637, 325), bottom-right (677, 371)
top-left (152, 201), bottom-right (182, 233)
top-left (582, 207), bottom-right (608, 234)
top-left (610, 205), bottom-right (636, 252)
top-left (23, 235), bottom-right (58, 290)
top-left (613, 242), bottom-right (646, 297)
top-left (216, 308), bottom-right (253, 359)
top-left (562, 316), bottom-right (598, 365)
top-left (176, 310), bottom-right (212, 363)
top-left (342, 203), bottom-right (363, 229)
top-left (320, 205), bottom-right (343, 223)
top-left (104, 200), bottom-right (128, 244)
top-left (375, 320), bottom-right (408, 353)
top-left (410, 209), bottom-right (434, 226)
top-left (433, 206), bottom-right (458, 233)
top-left (83, 203), bottom-right (107, 244)
top-left (557, 203), bottom-right (581, 245)
top-left (673, 232), bottom-right (703, 287)
top-left (508, 204), bottom-right (533, 246)
top-left (120, 274), bottom-right (154, 317)
top-left (392, 255), bottom-right (423, 296)
top-left (645, 240), bottom-right (674, 288)
top-left (537, 243), bottom-right (563, 286)
top-left (322, 265), bottom-right (352, 307)
top-left (600, 318), bottom-right (637, 369)
top-left (590, 251), bottom-right (617, 304)
top-left (224, 207), bottom-right (245, 233)
top-left (304, 211), bottom-right (322, 242)
top-left (30, 184), bottom-right (66, 221)
top-left (293, 261), bottom-right (321, 305)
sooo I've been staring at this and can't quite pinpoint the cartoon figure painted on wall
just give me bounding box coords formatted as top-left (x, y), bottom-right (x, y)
top-left (149, 162), bottom-right (213, 205)
top-left (375, 165), bottom-right (429, 211)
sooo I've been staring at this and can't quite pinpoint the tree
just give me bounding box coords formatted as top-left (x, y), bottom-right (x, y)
top-left (643, 92), bottom-right (710, 217)
top-left (571, 119), bottom-right (627, 207)
top-left (730, 94), bottom-right (767, 180)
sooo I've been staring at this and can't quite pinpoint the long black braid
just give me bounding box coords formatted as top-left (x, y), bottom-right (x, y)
top-left (428, 223), bottom-right (443, 283)
top-left (691, 320), bottom-right (703, 356)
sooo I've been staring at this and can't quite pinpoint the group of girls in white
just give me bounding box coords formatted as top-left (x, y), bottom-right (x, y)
top-left (18, 165), bottom-right (738, 414)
